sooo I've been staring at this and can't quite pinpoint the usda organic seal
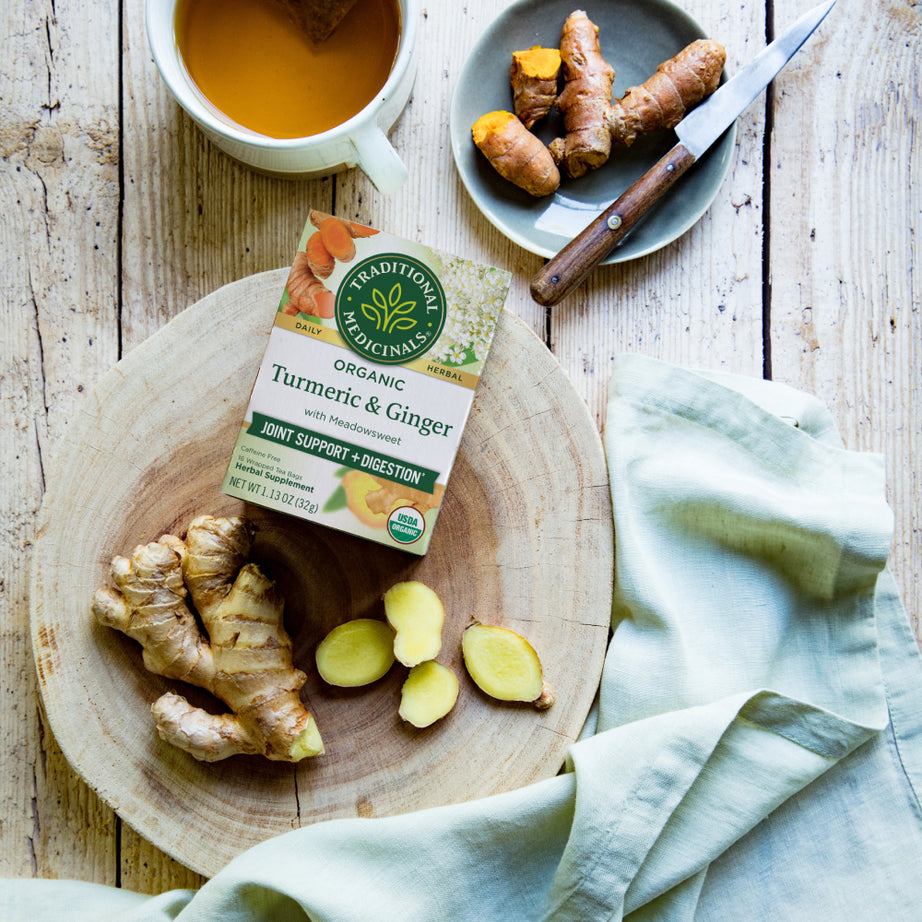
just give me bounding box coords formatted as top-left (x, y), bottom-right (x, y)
top-left (387, 506), bottom-right (425, 544)
top-left (335, 253), bottom-right (447, 365)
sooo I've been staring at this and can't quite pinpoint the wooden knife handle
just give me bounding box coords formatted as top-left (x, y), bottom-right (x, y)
top-left (530, 143), bottom-right (697, 307)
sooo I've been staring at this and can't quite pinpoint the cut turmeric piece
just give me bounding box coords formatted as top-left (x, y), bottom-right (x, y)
top-left (461, 620), bottom-right (554, 710)
top-left (399, 660), bottom-right (459, 728)
top-left (315, 618), bottom-right (396, 687)
top-left (472, 110), bottom-right (560, 197)
top-left (511, 46), bottom-right (561, 129)
top-left (383, 580), bottom-right (444, 667)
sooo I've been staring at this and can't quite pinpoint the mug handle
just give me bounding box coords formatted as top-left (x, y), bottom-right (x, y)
top-left (351, 123), bottom-right (409, 195)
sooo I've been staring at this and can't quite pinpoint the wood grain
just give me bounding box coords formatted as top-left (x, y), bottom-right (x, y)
top-left (30, 271), bottom-right (612, 877)
top-left (0, 0), bottom-right (122, 884)
top-left (767, 0), bottom-right (921, 641)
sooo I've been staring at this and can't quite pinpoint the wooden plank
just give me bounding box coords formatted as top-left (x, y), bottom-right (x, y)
top-left (545, 0), bottom-right (767, 427)
top-left (767, 0), bottom-right (921, 639)
top-left (0, 0), bottom-right (121, 882)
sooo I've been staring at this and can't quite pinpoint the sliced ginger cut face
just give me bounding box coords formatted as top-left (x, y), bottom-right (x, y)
top-left (461, 621), bottom-right (554, 709)
top-left (399, 660), bottom-right (459, 728)
top-left (383, 581), bottom-right (444, 667)
top-left (315, 618), bottom-right (395, 687)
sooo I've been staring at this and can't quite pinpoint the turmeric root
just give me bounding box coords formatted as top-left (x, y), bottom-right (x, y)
top-left (608, 39), bottom-right (726, 147)
top-left (510, 46), bottom-right (561, 129)
top-left (461, 620), bottom-right (554, 709)
top-left (549, 12), bottom-right (726, 176)
top-left (92, 515), bottom-right (324, 762)
top-left (472, 110), bottom-right (561, 197)
top-left (548, 10), bottom-right (615, 179)
top-left (284, 250), bottom-right (334, 318)
top-left (399, 660), bottom-right (459, 728)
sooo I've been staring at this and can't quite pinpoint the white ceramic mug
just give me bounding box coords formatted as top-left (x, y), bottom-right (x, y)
top-left (146, 0), bottom-right (418, 194)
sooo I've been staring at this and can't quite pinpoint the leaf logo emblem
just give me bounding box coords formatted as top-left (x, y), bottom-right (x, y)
top-left (361, 283), bottom-right (417, 334)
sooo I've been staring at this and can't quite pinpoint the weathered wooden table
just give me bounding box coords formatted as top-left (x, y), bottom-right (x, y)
top-left (2, 0), bottom-right (918, 893)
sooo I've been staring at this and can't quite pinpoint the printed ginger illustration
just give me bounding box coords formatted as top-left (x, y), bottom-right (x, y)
top-left (339, 470), bottom-right (445, 529)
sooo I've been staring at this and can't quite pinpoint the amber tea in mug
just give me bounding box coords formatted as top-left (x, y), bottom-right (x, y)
top-left (174, 0), bottom-right (400, 139)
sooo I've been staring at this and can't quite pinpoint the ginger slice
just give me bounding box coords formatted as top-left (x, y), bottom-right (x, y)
top-left (92, 515), bottom-right (323, 762)
top-left (461, 620), bottom-right (554, 710)
top-left (315, 618), bottom-right (396, 687)
top-left (399, 660), bottom-right (459, 728)
top-left (383, 580), bottom-right (445, 667)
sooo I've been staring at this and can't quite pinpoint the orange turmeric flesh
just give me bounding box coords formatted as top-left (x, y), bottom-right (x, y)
top-left (472, 111), bottom-right (561, 197)
top-left (511, 46), bottom-right (561, 129)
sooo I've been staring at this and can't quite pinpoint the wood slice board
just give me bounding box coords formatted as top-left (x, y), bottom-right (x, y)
top-left (30, 269), bottom-right (613, 877)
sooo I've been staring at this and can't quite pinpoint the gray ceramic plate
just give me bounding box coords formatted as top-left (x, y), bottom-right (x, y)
top-left (450, 0), bottom-right (735, 264)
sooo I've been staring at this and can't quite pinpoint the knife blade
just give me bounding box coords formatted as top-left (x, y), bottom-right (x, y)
top-left (530, 0), bottom-right (836, 307)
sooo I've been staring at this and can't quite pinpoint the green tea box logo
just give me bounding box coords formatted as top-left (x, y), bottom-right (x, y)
top-left (336, 254), bottom-right (447, 364)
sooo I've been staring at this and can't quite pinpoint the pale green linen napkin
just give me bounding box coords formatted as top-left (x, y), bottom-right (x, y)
top-left (5, 353), bottom-right (920, 921)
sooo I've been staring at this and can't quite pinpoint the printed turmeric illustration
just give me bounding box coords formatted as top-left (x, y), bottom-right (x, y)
top-left (281, 211), bottom-right (379, 320)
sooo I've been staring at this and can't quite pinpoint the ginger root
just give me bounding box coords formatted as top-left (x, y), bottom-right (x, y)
top-left (384, 580), bottom-right (444, 667)
top-left (462, 620), bottom-right (554, 709)
top-left (472, 110), bottom-right (561, 197)
top-left (92, 515), bottom-right (323, 762)
top-left (399, 660), bottom-right (459, 728)
top-left (511, 46), bottom-right (562, 129)
top-left (315, 618), bottom-right (395, 687)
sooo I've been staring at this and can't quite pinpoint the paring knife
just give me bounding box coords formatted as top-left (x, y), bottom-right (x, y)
top-left (530, 0), bottom-right (837, 306)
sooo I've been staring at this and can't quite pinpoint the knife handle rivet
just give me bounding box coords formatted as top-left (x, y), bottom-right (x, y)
top-left (666, 163), bottom-right (675, 172)
top-left (607, 215), bottom-right (622, 231)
